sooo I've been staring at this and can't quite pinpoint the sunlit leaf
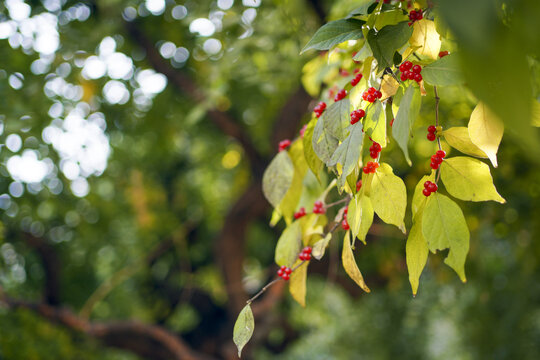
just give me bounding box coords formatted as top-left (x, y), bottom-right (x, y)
top-left (323, 98), bottom-right (351, 141)
top-left (532, 100), bottom-right (540, 127)
top-left (347, 194), bottom-right (374, 244)
top-left (303, 118), bottom-right (324, 180)
top-left (422, 193), bottom-right (469, 282)
top-left (262, 151), bottom-right (294, 208)
top-left (440, 157), bottom-right (505, 203)
top-left (275, 221), bottom-right (302, 267)
top-left (290, 261), bottom-right (308, 307)
top-left (468, 102), bottom-right (504, 167)
top-left (380, 74), bottom-right (399, 101)
top-left (312, 115), bottom-right (339, 165)
top-left (301, 19), bottom-right (365, 53)
top-left (392, 84), bottom-right (421, 165)
top-left (233, 304), bottom-right (254, 358)
top-left (312, 233), bottom-right (332, 260)
top-left (442, 127), bottom-right (488, 158)
top-left (364, 100), bottom-right (386, 147)
top-left (329, 122), bottom-right (364, 188)
top-left (409, 19), bottom-right (441, 59)
top-left (279, 140), bottom-right (308, 223)
top-left (367, 22), bottom-right (413, 70)
top-left (411, 173), bottom-right (435, 218)
top-left (369, 166), bottom-right (407, 232)
top-left (342, 231), bottom-right (371, 292)
top-left (406, 214), bottom-right (428, 296)
top-left (421, 53), bottom-right (464, 86)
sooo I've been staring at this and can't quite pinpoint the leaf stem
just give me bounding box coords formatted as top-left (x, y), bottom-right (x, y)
top-left (434, 85), bottom-right (442, 152)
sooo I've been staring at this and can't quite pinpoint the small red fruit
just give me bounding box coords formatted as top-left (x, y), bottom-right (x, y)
top-left (402, 61), bottom-right (413, 71)
top-left (400, 72), bottom-right (408, 81)
top-left (430, 162), bottom-right (439, 170)
top-left (294, 207), bottom-right (306, 219)
top-left (422, 188), bottom-right (431, 197)
top-left (335, 89), bottom-right (347, 102)
top-left (439, 51), bottom-right (449, 58)
top-left (436, 150), bottom-right (446, 158)
top-left (282, 273), bottom-right (290, 281)
top-left (427, 182), bottom-right (438, 193)
top-left (342, 219), bottom-right (350, 230)
top-left (431, 155), bottom-right (443, 164)
top-left (356, 180), bottom-right (362, 192)
top-left (427, 133), bottom-right (436, 141)
top-left (412, 65), bottom-right (422, 74)
top-left (428, 125), bottom-right (436, 133)
top-left (279, 139), bottom-right (291, 151)
top-left (414, 73), bottom-right (423, 82)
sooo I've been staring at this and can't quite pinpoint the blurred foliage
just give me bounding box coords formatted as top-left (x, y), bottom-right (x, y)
top-left (0, 0), bottom-right (538, 359)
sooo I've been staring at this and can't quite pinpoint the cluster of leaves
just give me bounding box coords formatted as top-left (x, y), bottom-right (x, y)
top-left (234, 0), bottom-right (540, 356)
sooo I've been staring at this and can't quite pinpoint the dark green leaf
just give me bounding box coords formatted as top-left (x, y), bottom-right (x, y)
top-left (323, 98), bottom-right (351, 141)
top-left (367, 22), bottom-right (413, 70)
top-left (301, 19), bottom-right (365, 54)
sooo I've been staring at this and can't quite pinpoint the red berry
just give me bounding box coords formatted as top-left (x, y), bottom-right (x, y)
top-left (399, 63), bottom-right (407, 72)
top-left (340, 69), bottom-right (350, 77)
top-left (431, 155), bottom-right (443, 164)
top-left (279, 139), bottom-right (291, 151)
top-left (372, 142), bottom-right (382, 152)
top-left (424, 181), bottom-right (432, 189)
top-left (351, 78), bottom-right (359, 86)
top-left (368, 87), bottom-right (376, 95)
top-left (354, 69), bottom-right (361, 74)
top-left (436, 150), bottom-right (446, 158)
top-left (299, 253), bottom-right (306, 261)
top-left (417, 11), bottom-right (423, 20)
top-left (277, 269), bottom-right (284, 276)
top-left (284, 267), bottom-right (292, 275)
top-left (428, 125), bottom-right (436, 133)
top-left (303, 253), bottom-right (311, 261)
top-left (439, 51), bottom-right (449, 58)
top-left (294, 207), bottom-right (306, 219)
top-left (319, 102), bottom-right (326, 110)
top-left (366, 94), bottom-right (376, 103)
top-left (335, 89), bottom-right (347, 102)
top-left (282, 273), bottom-right (290, 281)
top-left (427, 182), bottom-right (438, 193)
top-left (422, 188), bottom-right (431, 197)
top-left (370, 150), bottom-right (378, 159)
top-left (342, 219), bottom-right (350, 230)
top-left (400, 72), bottom-right (408, 81)
top-left (403, 61), bottom-right (413, 71)
top-left (412, 65), bottom-right (422, 74)
top-left (375, 90), bottom-right (382, 99)
top-left (427, 133), bottom-right (436, 141)
top-left (430, 162), bottom-right (439, 170)
top-left (356, 180), bottom-right (362, 192)
top-left (303, 247), bottom-right (312, 254)
top-left (407, 71), bottom-right (415, 80)
top-left (414, 73), bottom-right (423, 82)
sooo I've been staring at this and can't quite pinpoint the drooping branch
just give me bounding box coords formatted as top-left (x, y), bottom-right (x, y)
top-left (0, 294), bottom-right (216, 360)
top-left (124, 21), bottom-right (266, 177)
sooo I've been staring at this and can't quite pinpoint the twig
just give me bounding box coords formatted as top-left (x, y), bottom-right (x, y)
top-left (434, 85), bottom-right (442, 183)
top-left (325, 196), bottom-right (351, 209)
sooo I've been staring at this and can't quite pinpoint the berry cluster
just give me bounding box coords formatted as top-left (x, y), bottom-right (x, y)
top-left (294, 207), bottom-right (306, 219)
top-left (350, 109), bottom-right (366, 125)
top-left (422, 181), bottom-right (438, 197)
top-left (356, 179), bottom-right (362, 192)
top-left (369, 141), bottom-right (382, 159)
top-left (298, 246), bottom-right (312, 261)
top-left (427, 125), bottom-right (438, 141)
top-left (399, 61), bottom-right (422, 82)
top-left (341, 207), bottom-right (350, 230)
top-left (439, 51), bottom-right (449, 58)
top-left (408, 9), bottom-right (423, 26)
top-left (278, 139), bottom-right (291, 152)
top-left (363, 161), bottom-right (379, 174)
top-left (362, 87), bottom-right (382, 103)
top-left (313, 200), bottom-right (325, 214)
top-left (334, 89), bottom-right (347, 102)
top-left (314, 101), bottom-right (327, 118)
top-left (430, 150), bottom-right (446, 170)
top-left (277, 265), bottom-right (292, 281)
top-left (350, 72), bottom-right (363, 87)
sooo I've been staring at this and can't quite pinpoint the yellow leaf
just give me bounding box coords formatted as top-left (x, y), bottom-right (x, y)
top-left (440, 157), bottom-right (506, 203)
top-left (406, 214), bottom-right (428, 296)
top-left (289, 261), bottom-right (308, 307)
top-left (347, 194), bottom-right (374, 244)
top-left (409, 19), bottom-right (441, 60)
top-left (532, 100), bottom-right (540, 127)
top-left (380, 74), bottom-right (399, 101)
top-left (370, 169), bottom-right (407, 233)
top-left (342, 231), bottom-right (370, 293)
top-left (411, 173), bottom-right (435, 218)
top-left (468, 102), bottom-right (504, 168)
top-left (279, 140), bottom-right (308, 223)
top-left (442, 127), bottom-right (488, 158)
top-left (312, 233), bottom-right (332, 260)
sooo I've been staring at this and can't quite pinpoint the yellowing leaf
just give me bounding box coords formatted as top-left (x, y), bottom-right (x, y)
top-left (370, 169), bottom-right (407, 232)
top-left (275, 221), bottom-right (302, 267)
top-left (532, 100), bottom-right (540, 127)
top-left (303, 118), bottom-right (324, 180)
top-left (342, 231), bottom-right (370, 293)
top-left (442, 127), bottom-right (488, 158)
top-left (312, 233), bottom-right (332, 260)
top-left (409, 19), bottom-right (442, 59)
top-left (289, 261), bottom-right (308, 307)
top-left (392, 84), bottom-right (421, 165)
top-left (468, 102), bottom-right (504, 168)
top-left (329, 122), bottom-right (364, 188)
top-left (422, 193), bottom-right (470, 282)
top-left (262, 151), bottom-right (294, 208)
top-left (411, 173), bottom-right (435, 218)
top-left (233, 304), bottom-right (254, 358)
top-left (406, 214), bottom-right (428, 296)
top-left (440, 157), bottom-right (505, 203)
top-left (364, 101), bottom-right (386, 147)
top-left (279, 140), bottom-right (308, 223)
top-left (347, 195), bottom-right (374, 244)
top-left (380, 74), bottom-right (399, 101)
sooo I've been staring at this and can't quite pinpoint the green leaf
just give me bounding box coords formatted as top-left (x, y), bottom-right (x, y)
top-left (301, 19), bottom-right (365, 54)
top-left (289, 261), bottom-right (308, 307)
top-left (440, 156), bottom-right (505, 203)
top-left (422, 193), bottom-right (470, 282)
top-left (323, 98), bottom-right (351, 141)
top-left (392, 84), bottom-right (421, 165)
top-left (329, 122), bottom-right (364, 187)
top-left (532, 100), bottom-right (540, 127)
top-left (312, 233), bottom-right (332, 260)
top-left (348, 0), bottom-right (379, 16)
top-left (262, 151), bottom-right (294, 208)
top-left (468, 102), bottom-right (504, 168)
top-left (369, 167), bottom-right (407, 232)
top-left (406, 214), bottom-right (428, 296)
top-left (363, 100), bottom-right (386, 147)
top-left (353, 41), bottom-right (373, 62)
top-left (409, 19), bottom-right (441, 59)
top-left (421, 53), bottom-right (464, 86)
top-left (347, 194), bottom-right (374, 244)
top-left (442, 126), bottom-right (488, 158)
top-left (411, 173), bottom-right (435, 218)
top-left (342, 231), bottom-right (371, 293)
top-left (374, 9), bottom-right (409, 29)
top-left (367, 22), bottom-right (413, 70)
top-left (312, 115), bottom-right (339, 165)
top-left (233, 304), bottom-right (254, 358)
top-left (303, 118), bottom-right (324, 180)
top-left (279, 140), bottom-right (308, 223)
top-left (275, 221), bottom-right (302, 267)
